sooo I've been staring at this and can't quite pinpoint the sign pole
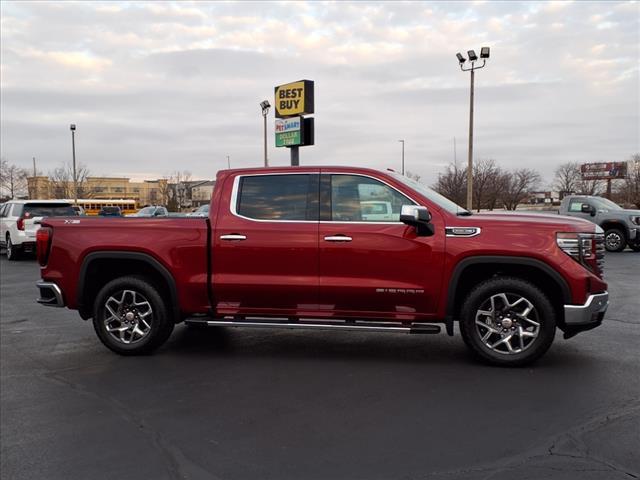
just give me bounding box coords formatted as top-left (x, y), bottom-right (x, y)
top-left (290, 146), bottom-right (299, 166)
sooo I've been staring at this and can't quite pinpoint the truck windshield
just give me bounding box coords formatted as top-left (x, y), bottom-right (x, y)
top-left (590, 197), bottom-right (623, 211)
top-left (387, 172), bottom-right (470, 215)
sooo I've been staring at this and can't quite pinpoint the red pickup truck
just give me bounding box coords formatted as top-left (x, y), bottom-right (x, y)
top-left (35, 166), bottom-right (609, 366)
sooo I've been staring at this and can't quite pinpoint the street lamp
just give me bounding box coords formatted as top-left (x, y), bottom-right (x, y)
top-left (260, 100), bottom-right (270, 167)
top-left (398, 140), bottom-right (405, 175)
top-left (70, 124), bottom-right (77, 205)
top-left (456, 46), bottom-right (490, 210)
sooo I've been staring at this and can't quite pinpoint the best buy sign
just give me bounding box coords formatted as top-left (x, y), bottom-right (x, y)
top-left (275, 117), bottom-right (302, 147)
top-left (274, 80), bottom-right (314, 118)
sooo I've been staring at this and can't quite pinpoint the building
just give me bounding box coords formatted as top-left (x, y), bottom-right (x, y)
top-left (528, 191), bottom-right (561, 206)
top-left (189, 181), bottom-right (216, 207)
top-left (27, 176), bottom-right (169, 206)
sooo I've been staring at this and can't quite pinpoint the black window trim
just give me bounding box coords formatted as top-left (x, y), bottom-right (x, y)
top-left (230, 172), bottom-right (320, 223)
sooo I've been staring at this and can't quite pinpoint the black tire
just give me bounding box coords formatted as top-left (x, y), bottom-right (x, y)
top-left (6, 236), bottom-right (21, 261)
top-left (93, 276), bottom-right (175, 355)
top-left (604, 228), bottom-right (626, 252)
top-left (459, 277), bottom-right (556, 367)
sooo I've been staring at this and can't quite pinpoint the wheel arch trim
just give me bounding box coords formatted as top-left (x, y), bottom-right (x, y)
top-left (77, 251), bottom-right (180, 321)
top-left (446, 256), bottom-right (572, 319)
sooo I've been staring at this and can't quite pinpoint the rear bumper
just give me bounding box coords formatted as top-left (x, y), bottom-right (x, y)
top-left (562, 292), bottom-right (608, 338)
top-left (36, 281), bottom-right (65, 307)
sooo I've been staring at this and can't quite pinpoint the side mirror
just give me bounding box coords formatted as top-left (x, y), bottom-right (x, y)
top-left (581, 204), bottom-right (595, 216)
top-left (400, 205), bottom-right (434, 236)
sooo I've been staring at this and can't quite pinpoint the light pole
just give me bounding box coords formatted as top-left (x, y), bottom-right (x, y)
top-left (70, 124), bottom-right (77, 205)
top-left (456, 47), bottom-right (490, 210)
top-left (398, 140), bottom-right (405, 175)
top-left (226, 155), bottom-right (231, 169)
top-left (260, 100), bottom-right (270, 167)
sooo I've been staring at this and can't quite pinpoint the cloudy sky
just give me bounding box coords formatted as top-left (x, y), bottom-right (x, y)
top-left (1, 1), bottom-right (638, 187)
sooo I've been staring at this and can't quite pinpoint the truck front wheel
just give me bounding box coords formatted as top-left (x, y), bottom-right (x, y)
top-left (459, 277), bottom-right (556, 367)
top-left (604, 228), bottom-right (626, 252)
top-left (93, 276), bottom-right (174, 355)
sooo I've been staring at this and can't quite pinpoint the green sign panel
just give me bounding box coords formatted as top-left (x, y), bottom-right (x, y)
top-left (275, 117), bottom-right (302, 147)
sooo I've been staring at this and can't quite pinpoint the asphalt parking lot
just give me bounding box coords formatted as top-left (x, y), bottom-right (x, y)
top-left (1, 253), bottom-right (639, 480)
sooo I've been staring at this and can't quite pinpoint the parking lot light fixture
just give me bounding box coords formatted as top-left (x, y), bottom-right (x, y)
top-left (260, 100), bottom-right (270, 167)
top-left (457, 46), bottom-right (490, 210)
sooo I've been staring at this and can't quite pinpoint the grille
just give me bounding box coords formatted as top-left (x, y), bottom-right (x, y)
top-left (594, 233), bottom-right (605, 277)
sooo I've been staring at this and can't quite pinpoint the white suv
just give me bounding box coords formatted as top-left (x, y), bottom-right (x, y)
top-left (0, 200), bottom-right (75, 260)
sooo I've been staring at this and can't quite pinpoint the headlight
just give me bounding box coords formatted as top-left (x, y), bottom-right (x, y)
top-left (557, 232), bottom-right (605, 277)
top-left (630, 216), bottom-right (640, 226)
top-left (557, 232), bottom-right (592, 259)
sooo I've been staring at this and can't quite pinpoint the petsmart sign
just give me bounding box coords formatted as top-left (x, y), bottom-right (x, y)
top-left (275, 117), bottom-right (302, 147)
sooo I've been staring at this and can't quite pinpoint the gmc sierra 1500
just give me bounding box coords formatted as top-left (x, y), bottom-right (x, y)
top-left (36, 167), bottom-right (609, 366)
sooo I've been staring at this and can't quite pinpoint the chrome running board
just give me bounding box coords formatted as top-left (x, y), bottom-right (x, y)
top-left (184, 318), bottom-right (441, 334)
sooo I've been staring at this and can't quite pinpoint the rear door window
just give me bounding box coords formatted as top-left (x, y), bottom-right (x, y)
top-left (23, 203), bottom-right (75, 218)
top-left (236, 174), bottom-right (319, 221)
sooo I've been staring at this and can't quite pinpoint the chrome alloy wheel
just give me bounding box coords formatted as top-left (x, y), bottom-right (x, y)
top-left (474, 292), bottom-right (540, 355)
top-left (103, 290), bottom-right (153, 344)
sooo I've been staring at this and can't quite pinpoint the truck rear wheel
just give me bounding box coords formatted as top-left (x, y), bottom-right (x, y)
top-left (459, 277), bottom-right (556, 367)
top-left (92, 276), bottom-right (174, 355)
top-left (604, 228), bottom-right (626, 252)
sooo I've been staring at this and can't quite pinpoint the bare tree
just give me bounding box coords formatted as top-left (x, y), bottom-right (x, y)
top-left (405, 170), bottom-right (421, 182)
top-left (501, 168), bottom-right (541, 210)
top-left (616, 154), bottom-right (640, 208)
top-left (172, 170), bottom-right (192, 210)
top-left (553, 162), bottom-right (580, 199)
top-left (433, 163), bottom-right (467, 207)
top-left (48, 162), bottom-right (95, 199)
top-left (0, 158), bottom-right (28, 199)
top-left (472, 158), bottom-right (500, 212)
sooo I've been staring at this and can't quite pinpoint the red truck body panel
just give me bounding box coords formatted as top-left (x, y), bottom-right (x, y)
top-left (42, 218), bottom-right (210, 315)
top-left (40, 166), bottom-right (606, 324)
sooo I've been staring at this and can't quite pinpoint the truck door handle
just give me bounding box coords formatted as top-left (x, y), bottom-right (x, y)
top-left (324, 235), bottom-right (352, 242)
top-left (220, 234), bottom-right (247, 241)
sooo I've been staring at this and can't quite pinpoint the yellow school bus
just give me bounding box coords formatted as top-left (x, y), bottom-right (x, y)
top-left (71, 199), bottom-right (138, 216)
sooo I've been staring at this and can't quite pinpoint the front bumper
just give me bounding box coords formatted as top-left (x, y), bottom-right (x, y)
top-left (562, 292), bottom-right (608, 338)
top-left (36, 281), bottom-right (65, 307)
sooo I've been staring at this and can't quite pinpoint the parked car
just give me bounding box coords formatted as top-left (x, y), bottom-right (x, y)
top-left (98, 206), bottom-right (123, 217)
top-left (71, 205), bottom-right (86, 216)
top-left (127, 206), bottom-right (168, 217)
top-left (35, 167), bottom-right (608, 366)
top-left (559, 195), bottom-right (640, 252)
top-left (0, 200), bottom-right (75, 260)
top-left (186, 204), bottom-right (210, 217)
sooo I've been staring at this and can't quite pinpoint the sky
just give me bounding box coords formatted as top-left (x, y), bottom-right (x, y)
top-left (1, 1), bottom-right (639, 188)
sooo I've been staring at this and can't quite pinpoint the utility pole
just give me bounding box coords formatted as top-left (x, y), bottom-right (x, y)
top-left (70, 124), bottom-right (77, 205)
top-left (32, 157), bottom-right (37, 177)
top-left (398, 139), bottom-right (405, 175)
top-left (227, 155), bottom-right (231, 169)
